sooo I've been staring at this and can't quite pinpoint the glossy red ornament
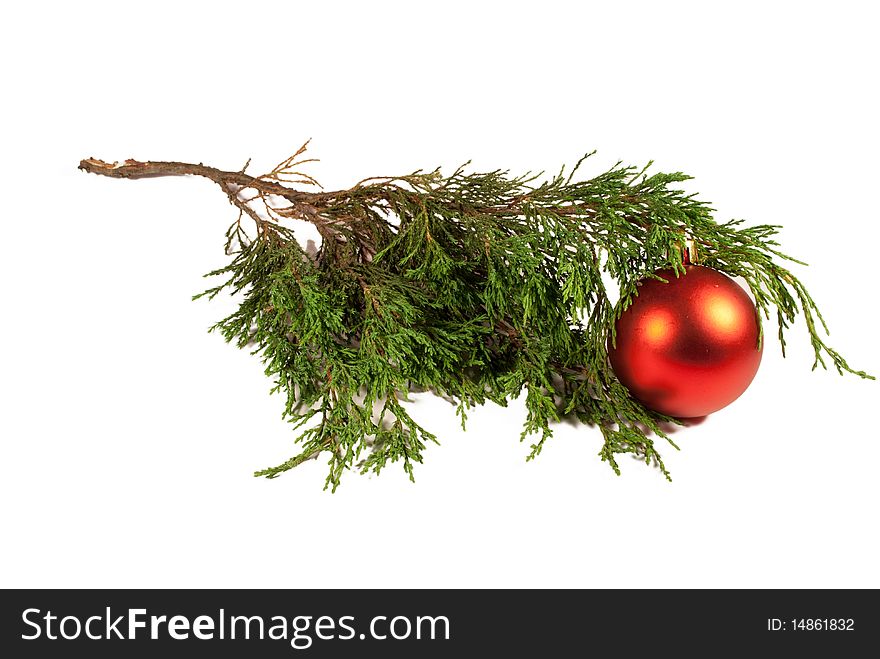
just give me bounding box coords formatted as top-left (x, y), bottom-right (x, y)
top-left (608, 265), bottom-right (762, 418)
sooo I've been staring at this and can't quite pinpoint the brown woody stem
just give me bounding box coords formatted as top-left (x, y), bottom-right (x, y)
top-left (78, 158), bottom-right (313, 202)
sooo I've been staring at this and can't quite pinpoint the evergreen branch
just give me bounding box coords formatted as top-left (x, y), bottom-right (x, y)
top-left (79, 146), bottom-right (872, 489)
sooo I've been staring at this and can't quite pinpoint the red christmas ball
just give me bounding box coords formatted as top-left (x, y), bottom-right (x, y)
top-left (608, 265), bottom-right (762, 418)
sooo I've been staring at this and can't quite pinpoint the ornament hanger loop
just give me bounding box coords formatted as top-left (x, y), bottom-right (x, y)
top-left (682, 237), bottom-right (698, 265)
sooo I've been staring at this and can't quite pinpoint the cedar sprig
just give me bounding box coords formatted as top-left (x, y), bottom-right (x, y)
top-left (79, 144), bottom-right (872, 489)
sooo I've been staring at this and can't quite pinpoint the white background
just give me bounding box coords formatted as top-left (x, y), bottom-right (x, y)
top-left (1, 1), bottom-right (878, 589)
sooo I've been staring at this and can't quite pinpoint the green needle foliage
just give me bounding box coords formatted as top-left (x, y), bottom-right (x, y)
top-left (79, 146), bottom-right (872, 490)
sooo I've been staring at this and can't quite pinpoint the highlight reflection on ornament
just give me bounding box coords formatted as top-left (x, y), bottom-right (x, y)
top-left (609, 265), bottom-right (763, 418)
